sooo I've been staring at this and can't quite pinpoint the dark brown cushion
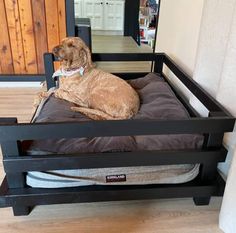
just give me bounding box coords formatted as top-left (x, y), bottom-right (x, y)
top-left (23, 73), bottom-right (203, 154)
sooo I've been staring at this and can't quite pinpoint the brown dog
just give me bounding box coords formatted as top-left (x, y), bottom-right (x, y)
top-left (52, 37), bottom-right (140, 120)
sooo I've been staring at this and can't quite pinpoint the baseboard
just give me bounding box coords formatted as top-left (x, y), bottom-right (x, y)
top-left (0, 82), bottom-right (41, 88)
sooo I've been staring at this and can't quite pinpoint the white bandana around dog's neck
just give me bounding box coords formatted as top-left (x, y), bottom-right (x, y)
top-left (52, 67), bottom-right (84, 78)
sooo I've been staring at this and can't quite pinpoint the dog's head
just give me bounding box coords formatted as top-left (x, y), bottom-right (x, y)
top-left (52, 37), bottom-right (93, 72)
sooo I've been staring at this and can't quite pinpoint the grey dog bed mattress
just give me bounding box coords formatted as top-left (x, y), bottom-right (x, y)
top-left (24, 73), bottom-right (203, 188)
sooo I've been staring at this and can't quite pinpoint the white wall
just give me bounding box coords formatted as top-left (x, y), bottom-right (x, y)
top-left (155, 0), bottom-right (205, 75)
top-left (189, 1), bottom-right (236, 232)
top-left (155, 0), bottom-right (236, 179)
top-left (190, 0), bottom-right (236, 180)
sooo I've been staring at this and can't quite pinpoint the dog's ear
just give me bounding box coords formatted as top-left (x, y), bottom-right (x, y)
top-left (81, 46), bottom-right (93, 70)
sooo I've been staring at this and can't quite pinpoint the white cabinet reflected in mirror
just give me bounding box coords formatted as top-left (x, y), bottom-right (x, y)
top-left (75, 0), bottom-right (125, 35)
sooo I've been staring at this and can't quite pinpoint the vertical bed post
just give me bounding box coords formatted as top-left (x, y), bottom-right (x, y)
top-left (154, 54), bottom-right (164, 74)
top-left (1, 118), bottom-right (31, 216)
top-left (124, 0), bottom-right (140, 44)
top-left (193, 112), bottom-right (225, 205)
top-left (44, 53), bottom-right (56, 90)
top-left (65, 0), bottom-right (75, 36)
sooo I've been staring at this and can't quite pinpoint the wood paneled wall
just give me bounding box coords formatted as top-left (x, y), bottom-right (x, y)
top-left (0, 0), bottom-right (66, 74)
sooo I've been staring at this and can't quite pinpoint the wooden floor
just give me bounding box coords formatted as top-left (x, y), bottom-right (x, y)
top-left (93, 36), bottom-right (153, 73)
top-left (0, 197), bottom-right (224, 233)
top-left (0, 88), bottom-right (40, 123)
top-left (92, 35), bottom-right (153, 54)
top-left (0, 88), bottom-right (224, 233)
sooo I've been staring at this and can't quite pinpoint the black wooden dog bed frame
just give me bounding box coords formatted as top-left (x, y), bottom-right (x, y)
top-left (0, 53), bottom-right (235, 216)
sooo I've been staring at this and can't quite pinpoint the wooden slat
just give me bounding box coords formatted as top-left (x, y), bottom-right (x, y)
top-left (58, 0), bottom-right (67, 40)
top-left (32, 0), bottom-right (48, 73)
top-left (3, 149), bottom-right (227, 172)
top-left (45, 0), bottom-right (60, 52)
top-left (4, 0), bottom-right (26, 74)
top-left (0, 1), bottom-right (14, 74)
top-left (18, 0), bottom-right (38, 74)
top-left (0, 1), bottom-right (15, 74)
top-left (0, 0), bottom-right (66, 75)
top-left (45, 0), bottom-right (61, 70)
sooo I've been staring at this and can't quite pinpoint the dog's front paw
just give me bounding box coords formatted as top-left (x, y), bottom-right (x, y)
top-left (32, 91), bottom-right (49, 112)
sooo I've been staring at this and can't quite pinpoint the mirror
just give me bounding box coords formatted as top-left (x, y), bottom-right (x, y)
top-left (73, 0), bottom-right (159, 54)
top-left (139, 0), bottom-right (159, 50)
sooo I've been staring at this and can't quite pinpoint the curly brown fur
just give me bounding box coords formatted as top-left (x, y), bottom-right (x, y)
top-left (52, 37), bottom-right (140, 120)
top-left (33, 90), bottom-right (49, 113)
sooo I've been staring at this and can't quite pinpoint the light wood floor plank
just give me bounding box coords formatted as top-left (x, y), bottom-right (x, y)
top-left (0, 197), bottom-right (223, 233)
top-left (92, 35), bottom-right (153, 54)
top-left (0, 88), bottom-right (40, 123)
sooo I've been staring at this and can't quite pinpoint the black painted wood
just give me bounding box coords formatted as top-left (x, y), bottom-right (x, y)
top-left (112, 72), bottom-right (149, 80)
top-left (0, 75), bottom-right (45, 82)
top-left (204, 112), bottom-right (225, 149)
top-left (163, 55), bottom-right (232, 116)
top-left (1, 175), bottom-right (224, 208)
top-left (65, 0), bottom-right (75, 36)
top-left (124, 0), bottom-right (140, 44)
top-left (0, 178), bottom-right (9, 208)
top-left (194, 112), bottom-right (225, 205)
top-left (0, 119), bottom-right (31, 215)
top-left (152, 0), bottom-right (161, 53)
top-left (0, 118), bottom-right (18, 124)
top-left (44, 53), bottom-right (56, 90)
top-left (0, 120), bottom-right (25, 188)
top-left (1, 140), bottom-right (31, 216)
top-left (193, 197), bottom-right (211, 206)
top-left (216, 173), bottom-right (226, 197)
top-left (0, 117), bottom-right (234, 142)
top-left (3, 147), bottom-right (227, 173)
top-left (154, 53), bottom-right (164, 74)
top-left (12, 206), bottom-right (31, 216)
top-left (92, 53), bottom-right (157, 62)
top-left (46, 52), bottom-right (157, 62)
top-left (202, 112), bottom-right (225, 180)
